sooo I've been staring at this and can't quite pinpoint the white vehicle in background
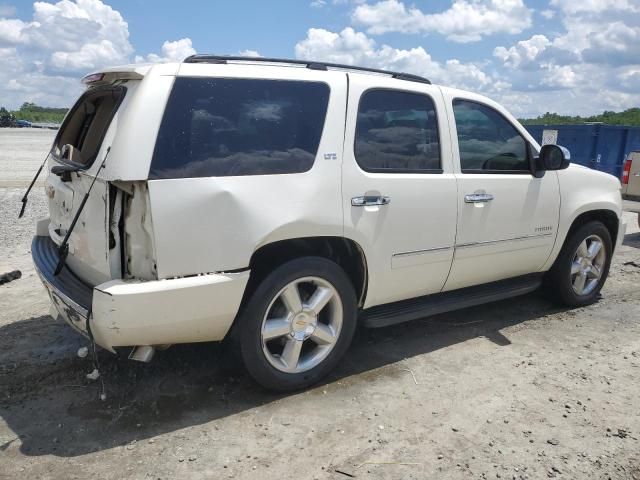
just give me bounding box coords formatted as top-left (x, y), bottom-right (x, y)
top-left (26, 56), bottom-right (626, 391)
top-left (622, 151), bottom-right (640, 200)
top-left (621, 151), bottom-right (640, 227)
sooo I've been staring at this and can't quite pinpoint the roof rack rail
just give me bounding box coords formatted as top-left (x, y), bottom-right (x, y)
top-left (183, 55), bottom-right (431, 85)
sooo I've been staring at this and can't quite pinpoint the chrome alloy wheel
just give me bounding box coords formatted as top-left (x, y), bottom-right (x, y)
top-left (571, 234), bottom-right (606, 296)
top-left (260, 277), bottom-right (343, 374)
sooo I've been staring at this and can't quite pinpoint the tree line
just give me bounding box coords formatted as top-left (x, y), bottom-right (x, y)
top-left (519, 108), bottom-right (640, 126)
top-left (0, 102), bottom-right (68, 126)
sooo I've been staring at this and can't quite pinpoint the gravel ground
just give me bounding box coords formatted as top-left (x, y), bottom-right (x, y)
top-left (0, 128), bottom-right (56, 188)
top-left (1, 130), bottom-right (640, 480)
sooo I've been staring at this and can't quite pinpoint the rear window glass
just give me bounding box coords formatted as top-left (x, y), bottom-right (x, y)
top-left (53, 87), bottom-right (125, 167)
top-left (149, 78), bottom-right (330, 179)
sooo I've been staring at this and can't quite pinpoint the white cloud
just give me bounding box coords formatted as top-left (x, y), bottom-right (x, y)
top-left (540, 9), bottom-right (555, 19)
top-left (25, 0), bottom-right (132, 65)
top-left (0, 0), bottom-right (133, 69)
top-left (494, 35), bottom-right (551, 69)
top-left (238, 49), bottom-right (261, 57)
top-left (0, 0), bottom-right (134, 109)
top-left (581, 22), bottom-right (640, 66)
top-left (539, 64), bottom-right (578, 88)
top-left (617, 69), bottom-right (640, 93)
top-left (2, 0), bottom-right (639, 120)
top-left (136, 38), bottom-right (195, 63)
top-left (352, 0), bottom-right (533, 42)
top-left (549, 0), bottom-right (638, 14)
top-left (0, 18), bottom-right (25, 45)
top-left (490, 0), bottom-right (640, 115)
top-left (311, 0), bottom-right (364, 7)
top-left (295, 27), bottom-right (501, 92)
top-left (0, 1), bottom-right (198, 109)
top-left (495, 0), bottom-right (640, 71)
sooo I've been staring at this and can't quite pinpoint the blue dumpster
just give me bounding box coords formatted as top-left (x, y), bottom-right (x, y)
top-left (525, 124), bottom-right (640, 179)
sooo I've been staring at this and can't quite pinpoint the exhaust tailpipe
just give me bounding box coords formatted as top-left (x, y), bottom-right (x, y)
top-left (129, 345), bottom-right (155, 363)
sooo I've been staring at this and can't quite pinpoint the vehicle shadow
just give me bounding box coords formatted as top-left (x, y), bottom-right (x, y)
top-left (622, 231), bottom-right (640, 249)
top-left (0, 290), bottom-right (568, 458)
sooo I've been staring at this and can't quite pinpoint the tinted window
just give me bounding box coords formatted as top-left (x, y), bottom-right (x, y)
top-left (150, 78), bottom-right (330, 178)
top-left (355, 90), bottom-right (440, 172)
top-left (453, 100), bottom-right (529, 172)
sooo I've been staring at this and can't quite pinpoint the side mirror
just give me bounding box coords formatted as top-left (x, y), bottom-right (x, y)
top-left (537, 144), bottom-right (571, 171)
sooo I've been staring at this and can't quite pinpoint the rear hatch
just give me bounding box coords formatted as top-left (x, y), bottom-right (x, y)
top-left (46, 85), bottom-right (126, 285)
top-left (42, 65), bottom-right (165, 287)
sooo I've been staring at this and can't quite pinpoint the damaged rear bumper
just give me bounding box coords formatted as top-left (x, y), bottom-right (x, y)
top-left (32, 235), bottom-right (249, 352)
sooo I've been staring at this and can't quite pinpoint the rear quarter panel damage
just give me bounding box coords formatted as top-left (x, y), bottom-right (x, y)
top-left (146, 72), bottom-right (348, 279)
top-left (147, 171), bottom-right (344, 278)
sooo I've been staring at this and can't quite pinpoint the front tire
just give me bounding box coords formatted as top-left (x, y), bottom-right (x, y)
top-left (238, 257), bottom-right (357, 391)
top-left (546, 221), bottom-right (612, 307)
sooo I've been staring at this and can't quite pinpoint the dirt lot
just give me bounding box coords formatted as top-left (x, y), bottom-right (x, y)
top-left (1, 128), bottom-right (640, 480)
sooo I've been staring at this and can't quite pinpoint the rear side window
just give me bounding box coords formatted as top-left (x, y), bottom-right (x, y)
top-left (149, 78), bottom-right (330, 179)
top-left (453, 99), bottom-right (529, 172)
top-left (355, 89), bottom-right (441, 173)
top-left (53, 87), bottom-right (125, 167)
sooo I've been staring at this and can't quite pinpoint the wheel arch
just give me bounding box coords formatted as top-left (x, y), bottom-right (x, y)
top-left (242, 236), bottom-right (369, 310)
top-left (565, 209), bottom-right (619, 247)
top-left (544, 207), bottom-right (620, 272)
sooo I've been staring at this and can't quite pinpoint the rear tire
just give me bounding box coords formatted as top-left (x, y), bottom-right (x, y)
top-left (545, 221), bottom-right (612, 307)
top-left (238, 256), bottom-right (357, 391)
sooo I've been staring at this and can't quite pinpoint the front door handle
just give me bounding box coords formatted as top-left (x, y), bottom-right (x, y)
top-left (464, 193), bottom-right (494, 203)
top-left (351, 195), bottom-right (391, 207)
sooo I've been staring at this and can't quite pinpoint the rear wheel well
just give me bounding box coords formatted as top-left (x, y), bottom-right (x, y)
top-left (242, 237), bottom-right (368, 308)
top-left (567, 210), bottom-right (619, 246)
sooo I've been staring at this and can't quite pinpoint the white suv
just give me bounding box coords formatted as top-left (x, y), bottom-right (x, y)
top-left (27, 56), bottom-right (626, 391)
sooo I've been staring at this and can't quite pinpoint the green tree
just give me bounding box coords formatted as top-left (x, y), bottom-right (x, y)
top-left (520, 108), bottom-right (640, 126)
top-left (0, 107), bottom-right (16, 127)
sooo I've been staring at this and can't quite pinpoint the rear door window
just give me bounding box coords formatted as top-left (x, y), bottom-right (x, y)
top-left (355, 89), bottom-right (441, 173)
top-left (53, 87), bottom-right (125, 167)
top-left (149, 78), bottom-right (330, 179)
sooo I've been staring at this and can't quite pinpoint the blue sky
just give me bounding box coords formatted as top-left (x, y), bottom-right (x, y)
top-left (1, 0), bottom-right (639, 117)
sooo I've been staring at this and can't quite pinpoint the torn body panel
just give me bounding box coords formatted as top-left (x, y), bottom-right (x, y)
top-left (120, 181), bottom-right (157, 280)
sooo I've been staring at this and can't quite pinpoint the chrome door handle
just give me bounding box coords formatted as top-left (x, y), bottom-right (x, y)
top-left (351, 195), bottom-right (391, 207)
top-left (464, 193), bottom-right (494, 203)
top-left (634, 173), bottom-right (640, 177)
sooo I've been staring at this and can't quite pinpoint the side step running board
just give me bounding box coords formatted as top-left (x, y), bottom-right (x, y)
top-left (361, 274), bottom-right (543, 328)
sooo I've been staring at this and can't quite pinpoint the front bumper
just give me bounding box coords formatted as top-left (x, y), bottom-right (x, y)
top-left (32, 235), bottom-right (250, 351)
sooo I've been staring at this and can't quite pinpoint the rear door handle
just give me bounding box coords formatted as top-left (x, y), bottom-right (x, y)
top-left (351, 195), bottom-right (391, 207)
top-left (464, 193), bottom-right (494, 203)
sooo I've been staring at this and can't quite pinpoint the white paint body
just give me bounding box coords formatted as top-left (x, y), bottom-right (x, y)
top-left (34, 62), bottom-right (626, 352)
